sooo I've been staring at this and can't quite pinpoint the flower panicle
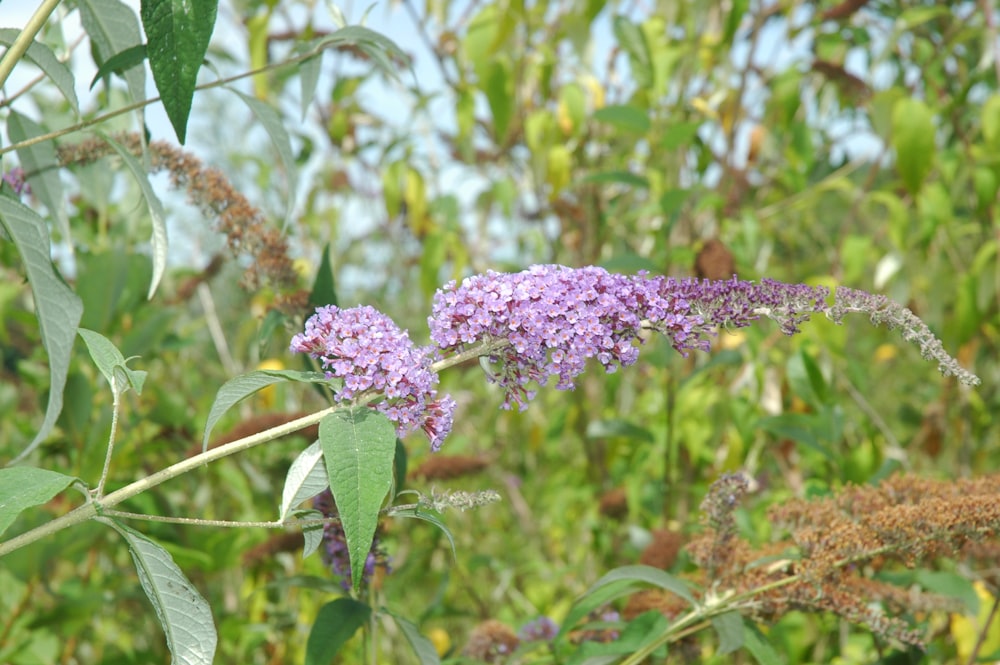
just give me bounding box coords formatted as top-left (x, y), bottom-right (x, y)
top-left (291, 304), bottom-right (455, 451)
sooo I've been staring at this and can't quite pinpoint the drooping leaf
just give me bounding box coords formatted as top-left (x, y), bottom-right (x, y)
top-left (100, 133), bottom-right (168, 299)
top-left (0, 198), bottom-right (83, 463)
top-left (105, 520), bottom-right (217, 665)
top-left (711, 611), bottom-right (744, 655)
top-left (983, 94), bottom-right (1000, 150)
top-left (7, 111), bottom-right (69, 243)
top-left (484, 59), bottom-right (514, 141)
top-left (202, 369), bottom-right (333, 451)
top-left (298, 52), bottom-right (323, 121)
top-left (78, 0), bottom-right (147, 104)
top-left (279, 440), bottom-right (327, 520)
top-left (312, 25), bottom-right (411, 80)
top-left (319, 408), bottom-right (396, 590)
top-left (891, 97), bottom-right (936, 195)
top-left (229, 89), bottom-right (298, 228)
top-left (0, 29), bottom-right (78, 112)
top-left (0, 467), bottom-right (78, 537)
top-left (305, 597), bottom-right (371, 665)
top-left (389, 612), bottom-right (443, 665)
top-left (77, 328), bottom-right (146, 396)
top-left (292, 508), bottom-right (325, 559)
top-left (140, 0), bottom-right (217, 143)
top-left (579, 170), bottom-right (649, 188)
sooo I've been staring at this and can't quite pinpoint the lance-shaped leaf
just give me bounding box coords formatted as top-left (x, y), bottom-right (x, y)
top-left (0, 29), bottom-right (78, 112)
top-left (0, 198), bottom-right (83, 463)
top-left (305, 597), bottom-right (371, 665)
top-left (140, 0), bottom-right (218, 143)
top-left (78, 0), bottom-right (146, 105)
top-left (280, 440), bottom-right (327, 521)
top-left (106, 520), bottom-right (217, 665)
top-left (201, 370), bottom-right (332, 451)
top-left (99, 133), bottom-right (168, 299)
top-left (7, 110), bottom-right (69, 244)
top-left (0, 467), bottom-right (78, 538)
top-left (319, 408), bottom-right (396, 590)
top-left (77, 328), bottom-right (146, 397)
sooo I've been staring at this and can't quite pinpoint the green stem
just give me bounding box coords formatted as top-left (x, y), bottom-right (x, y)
top-left (0, 0), bottom-right (62, 92)
top-left (0, 406), bottom-right (337, 558)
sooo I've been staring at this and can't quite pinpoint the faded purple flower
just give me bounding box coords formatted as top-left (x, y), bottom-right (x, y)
top-left (518, 616), bottom-right (559, 642)
top-left (291, 305), bottom-right (455, 450)
top-left (2, 167), bottom-right (29, 196)
top-left (314, 488), bottom-right (390, 590)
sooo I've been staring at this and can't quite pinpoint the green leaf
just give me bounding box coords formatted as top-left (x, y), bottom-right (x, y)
top-left (579, 170), bottom-right (649, 188)
top-left (891, 97), bottom-right (936, 195)
top-left (77, 328), bottom-right (146, 396)
top-left (202, 369), bottom-right (333, 450)
top-left (100, 133), bottom-right (168, 299)
top-left (659, 189), bottom-right (690, 217)
top-left (7, 111), bottom-right (69, 243)
top-left (915, 570), bottom-right (979, 614)
top-left (558, 565), bottom-right (696, 642)
top-left (308, 242), bottom-right (339, 310)
top-left (757, 413), bottom-right (835, 460)
top-left (293, 508), bottom-right (325, 559)
top-left (982, 94), bottom-right (1000, 150)
top-left (298, 52), bottom-right (323, 121)
top-left (319, 408), bottom-right (396, 590)
top-left (0, 29), bottom-right (78, 113)
top-left (742, 620), bottom-right (785, 665)
top-left (589, 565), bottom-right (696, 604)
top-left (313, 25), bottom-right (411, 81)
top-left (592, 104), bottom-right (650, 133)
top-left (140, 0), bottom-right (217, 143)
top-left (279, 440), bottom-right (327, 521)
top-left (711, 611), bottom-right (744, 655)
top-left (612, 17), bottom-right (652, 89)
top-left (78, 0), bottom-right (147, 105)
top-left (305, 597), bottom-right (371, 665)
top-left (89, 44), bottom-right (147, 90)
top-left (484, 59), bottom-right (514, 140)
top-left (392, 508), bottom-right (457, 559)
top-left (0, 467), bottom-right (77, 538)
top-left (229, 89), bottom-right (298, 228)
top-left (0, 198), bottom-right (83, 463)
top-left (105, 520), bottom-right (217, 665)
top-left (390, 613), bottom-right (442, 665)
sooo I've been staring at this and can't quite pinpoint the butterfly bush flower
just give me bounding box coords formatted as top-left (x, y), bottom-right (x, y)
top-left (290, 305), bottom-right (456, 450)
top-left (429, 265), bottom-right (978, 411)
top-left (2, 167), bottom-right (29, 196)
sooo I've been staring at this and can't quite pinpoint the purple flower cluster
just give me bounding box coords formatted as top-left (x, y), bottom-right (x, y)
top-left (2, 168), bottom-right (29, 196)
top-left (314, 489), bottom-right (389, 589)
top-left (427, 265), bottom-right (833, 410)
top-left (290, 305), bottom-right (456, 450)
top-left (518, 616), bottom-right (559, 642)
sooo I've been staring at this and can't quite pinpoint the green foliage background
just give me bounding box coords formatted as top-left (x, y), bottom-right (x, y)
top-left (0, 0), bottom-right (998, 662)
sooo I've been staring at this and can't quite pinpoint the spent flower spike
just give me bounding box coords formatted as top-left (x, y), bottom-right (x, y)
top-left (290, 305), bottom-right (455, 450)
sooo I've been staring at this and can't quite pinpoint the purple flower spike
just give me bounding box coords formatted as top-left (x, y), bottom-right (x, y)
top-left (2, 167), bottom-right (29, 197)
top-left (291, 305), bottom-right (455, 450)
top-left (429, 265), bottom-right (977, 410)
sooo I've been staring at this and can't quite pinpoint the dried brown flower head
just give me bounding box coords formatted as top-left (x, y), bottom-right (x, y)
top-left (462, 620), bottom-right (520, 663)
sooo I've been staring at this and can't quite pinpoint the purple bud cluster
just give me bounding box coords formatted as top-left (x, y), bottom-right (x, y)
top-left (290, 305), bottom-right (455, 450)
top-left (2, 168), bottom-right (29, 196)
top-left (314, 489), bottom-right (389, 590)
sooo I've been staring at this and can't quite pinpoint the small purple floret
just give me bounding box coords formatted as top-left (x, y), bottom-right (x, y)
top-left (291, 305), bottom-right (454, 450)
